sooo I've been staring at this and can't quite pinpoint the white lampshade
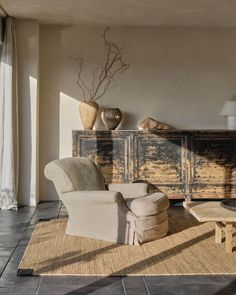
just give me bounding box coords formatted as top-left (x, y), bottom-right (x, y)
top-left (220, 101), bottom-right (236, 116)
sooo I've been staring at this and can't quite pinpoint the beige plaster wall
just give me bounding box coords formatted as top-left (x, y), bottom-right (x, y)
top-left (39, 25), bottom-right (236, 200)
top-left (17, 20), bottom-right (39, 206)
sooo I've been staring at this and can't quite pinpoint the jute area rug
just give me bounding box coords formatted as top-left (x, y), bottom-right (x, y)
top-left (18, 215), bottom-right (236, 276)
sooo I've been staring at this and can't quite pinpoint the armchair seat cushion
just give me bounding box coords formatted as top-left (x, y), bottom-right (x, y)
top-left (126, 192), bottom-right (169, 217)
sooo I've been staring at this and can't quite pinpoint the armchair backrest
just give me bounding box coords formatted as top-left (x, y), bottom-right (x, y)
top-left (44, 157), bottom-right (106, 198)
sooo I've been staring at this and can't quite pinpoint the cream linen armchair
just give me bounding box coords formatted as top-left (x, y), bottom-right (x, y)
top-left (44, 157), bottom-right (169, 245)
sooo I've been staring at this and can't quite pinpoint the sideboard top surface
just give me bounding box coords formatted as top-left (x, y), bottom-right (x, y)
top-left (73, 129), bottom-right (236, 134)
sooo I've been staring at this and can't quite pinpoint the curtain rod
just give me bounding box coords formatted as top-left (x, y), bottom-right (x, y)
top-left (0, 4), bottom-right (9, 17)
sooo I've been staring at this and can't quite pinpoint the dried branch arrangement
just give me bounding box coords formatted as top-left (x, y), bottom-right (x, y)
top-left (74, 27), bottom-right (130, 102)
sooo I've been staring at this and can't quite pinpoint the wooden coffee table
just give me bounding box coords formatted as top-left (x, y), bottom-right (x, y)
top-left (184, 201), bottom-right (236, 254)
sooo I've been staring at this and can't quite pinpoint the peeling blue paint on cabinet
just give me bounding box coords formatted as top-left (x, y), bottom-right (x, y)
top-left (73, 130), bottom-right (236, 200)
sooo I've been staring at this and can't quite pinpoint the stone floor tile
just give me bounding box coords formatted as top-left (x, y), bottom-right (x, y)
top-left (146, 283), bottom-right (235, 295)
top-left (122, 277), bottom-right (148, 295)
top-left (0, 287), bottom-right (38, 295)
top-left (143, 275), bottom-right (227, 286)
top-left (37, 277), bottom-right (124, 295)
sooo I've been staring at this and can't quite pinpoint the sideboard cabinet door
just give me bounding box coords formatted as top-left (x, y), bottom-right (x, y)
top-left (73, 131), bottom-right (131, 184)
top-left (189, 134), bottom-right (236, 198)
top-left (132, 133), bottom-right (187, 199)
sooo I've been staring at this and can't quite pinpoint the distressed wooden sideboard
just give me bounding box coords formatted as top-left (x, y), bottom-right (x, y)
top-left (72, 130), bottom-right (236, 200)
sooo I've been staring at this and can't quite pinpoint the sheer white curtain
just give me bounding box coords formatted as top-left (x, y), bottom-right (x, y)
top-left (0, 17), bottom-right (19, 210)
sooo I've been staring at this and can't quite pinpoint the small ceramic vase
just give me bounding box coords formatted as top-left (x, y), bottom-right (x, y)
top-left (79, 101), bottom-right (99, 130)
top-left (101, 108), bottom-right (122, 130)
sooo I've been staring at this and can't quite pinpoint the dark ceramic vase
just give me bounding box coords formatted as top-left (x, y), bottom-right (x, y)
top-left (101, 108), bottom-right (122, 130)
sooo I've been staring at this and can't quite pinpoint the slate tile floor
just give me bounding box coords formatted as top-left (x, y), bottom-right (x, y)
top-left (0, 202), bottom-right (236, 294)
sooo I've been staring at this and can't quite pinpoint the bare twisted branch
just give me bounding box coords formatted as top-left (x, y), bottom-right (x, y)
top-left (74, 26), bottom-right (130, 102)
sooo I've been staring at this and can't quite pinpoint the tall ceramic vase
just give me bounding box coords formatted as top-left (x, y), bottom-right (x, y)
top-left (101, 108), bottom-right (122, 130)
top-left (79, 101), bottom-right (99, 130)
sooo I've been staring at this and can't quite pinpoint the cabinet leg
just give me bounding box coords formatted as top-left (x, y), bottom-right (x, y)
top-left (215, 222), bottom-right (222, 244)
top-left (225, 222), bottom-right (233, 254)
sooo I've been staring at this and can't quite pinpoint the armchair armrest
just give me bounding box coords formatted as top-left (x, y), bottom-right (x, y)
top-left (61, 190), bottom-right (124, 205)
top-left (108, 183), bottom-right (148, 199)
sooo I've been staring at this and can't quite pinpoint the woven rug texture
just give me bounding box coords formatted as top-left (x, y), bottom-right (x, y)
top-left (18, 215), bottom-right (235, 276)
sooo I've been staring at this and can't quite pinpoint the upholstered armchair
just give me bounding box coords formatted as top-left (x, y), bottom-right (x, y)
top-left (44, 157), bottom-right (169, 245)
